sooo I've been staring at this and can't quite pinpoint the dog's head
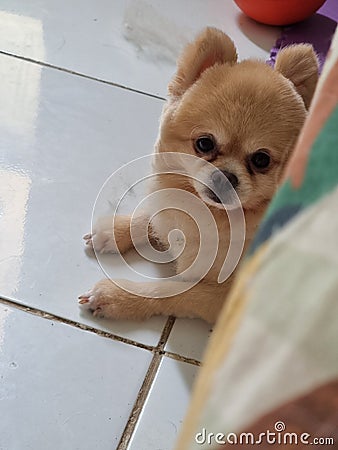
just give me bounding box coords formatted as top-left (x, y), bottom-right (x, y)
top-left (156, 27), bottom-right (318, 210)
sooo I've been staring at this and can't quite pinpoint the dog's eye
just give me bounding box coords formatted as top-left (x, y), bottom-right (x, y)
top-left (250, 150), bottom-right (271, 170)
top-left (194, 136), bottom-right (216, 154)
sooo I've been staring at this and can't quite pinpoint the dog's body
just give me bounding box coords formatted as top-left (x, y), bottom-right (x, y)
top-left (79, 28), bottom-right (318, 323)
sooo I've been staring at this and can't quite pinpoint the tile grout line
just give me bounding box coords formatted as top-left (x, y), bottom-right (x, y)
top-left (0, 50), bottom-right (166, 102)
top-left (0, 296), bottom-right (153, 352)
top-left (155, 317), bottom-right (201, 366)
top-left (116, 351), bottom-right (162, 450)
top-left (0, 300), bottom-right (168, 448)
top-left (0, 298), bottom-right (202, 447)
top-left (0, 296), bottom-right (202, 366)
top-left (116, 317), bottom-right (176, 449)
top-left (163, 351), bottom-right (201, 367)
top-left (157, 316), bottom-right (176, 348)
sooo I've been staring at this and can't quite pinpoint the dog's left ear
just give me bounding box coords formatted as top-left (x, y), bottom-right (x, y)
top-left (275, 45), bottom-right (319, 109)
top-left (168, 27), bottom-right (237, 98)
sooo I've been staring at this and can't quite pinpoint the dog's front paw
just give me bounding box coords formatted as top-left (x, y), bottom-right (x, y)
top-left (78, 279), bottom-right (133, 319)
top-left (83, 215), bottom-right (133, 254)
top-left (78, 281), bottom-right (120, 318)
top-left (78, 279), bottom-right (156, 321)
top-left (83, 216), bottom-right (118, 254)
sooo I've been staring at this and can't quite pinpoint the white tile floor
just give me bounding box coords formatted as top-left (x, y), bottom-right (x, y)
top-left (0, 1), bottom-right (278, 449)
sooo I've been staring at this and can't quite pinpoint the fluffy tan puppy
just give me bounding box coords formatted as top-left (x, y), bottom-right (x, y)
top-left (79, 28), bottom-right (318, 323)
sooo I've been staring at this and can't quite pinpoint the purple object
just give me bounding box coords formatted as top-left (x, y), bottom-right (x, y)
top-left (318, 0), bottom-right (338, 22)
top-left (267, 0), bottom-right (337, 72)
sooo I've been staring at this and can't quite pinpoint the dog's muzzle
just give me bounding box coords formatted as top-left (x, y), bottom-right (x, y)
top-left (207, 169), bottom-right (239, 204)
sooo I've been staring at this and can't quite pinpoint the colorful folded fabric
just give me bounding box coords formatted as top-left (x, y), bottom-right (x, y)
top-left (175, 24), bottom-right (338, 450)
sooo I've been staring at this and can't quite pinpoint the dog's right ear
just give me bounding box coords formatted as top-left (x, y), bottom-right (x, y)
top-left (275, 45), bottom-right (319, 109)
top-left (168, 27), bottom-right (237, 98)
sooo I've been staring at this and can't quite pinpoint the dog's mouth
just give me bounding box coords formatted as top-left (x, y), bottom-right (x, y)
top-left (205, 187), bottom-right (223, 204)
top-left (202, 186), bottom-right (241, 210)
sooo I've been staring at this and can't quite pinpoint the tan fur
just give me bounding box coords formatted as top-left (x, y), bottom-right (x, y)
top-left (80, 28), bottom-right (318, 323)
top-left (275, 44), bottom-right (319, 109)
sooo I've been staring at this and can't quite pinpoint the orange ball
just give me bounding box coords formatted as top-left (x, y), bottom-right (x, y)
top-left (234, 0), bottom-right (327, 26)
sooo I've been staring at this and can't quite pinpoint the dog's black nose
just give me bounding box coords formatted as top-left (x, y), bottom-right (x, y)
top-left (211, 170), bottom-right (238, 190)
top-left (208, 170), bottom-right (239, 204)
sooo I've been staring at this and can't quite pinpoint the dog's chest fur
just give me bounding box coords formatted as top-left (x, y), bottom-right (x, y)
top-left (148, 173), bottom-right (238, 282)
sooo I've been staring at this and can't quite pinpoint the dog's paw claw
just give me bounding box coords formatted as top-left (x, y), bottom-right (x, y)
top-left (78, 291), bottom-right (94, 306)
top-left (78, 281), bottom-right (121, 319)
top-left (83, 233), bottom-right (94, 247)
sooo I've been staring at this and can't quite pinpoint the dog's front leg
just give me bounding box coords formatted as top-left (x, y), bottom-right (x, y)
top-left (83, 213), bottom-right (152, 254)
top-left (78, 279), bottom-right (228, 324)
